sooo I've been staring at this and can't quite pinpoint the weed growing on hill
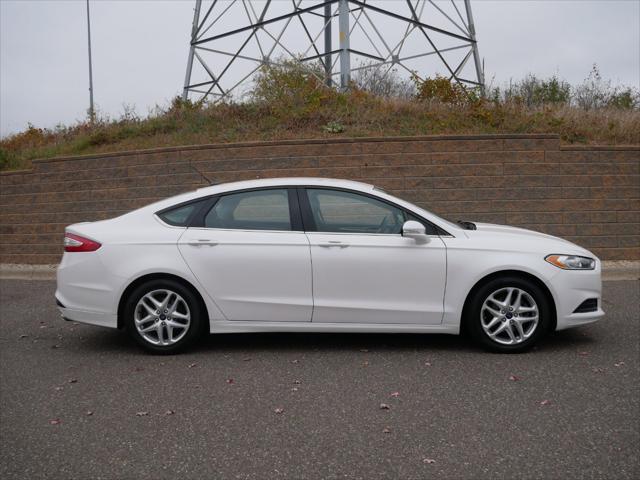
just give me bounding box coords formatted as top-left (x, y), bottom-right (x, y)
top-left (1, 63), bottom-right (638, 171)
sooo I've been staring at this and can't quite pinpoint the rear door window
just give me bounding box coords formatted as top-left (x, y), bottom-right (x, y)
top-left (204, 189), bottom-right (292, 231)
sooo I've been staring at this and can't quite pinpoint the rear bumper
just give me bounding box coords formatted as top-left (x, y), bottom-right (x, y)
top-left (57, 303), bottom-right (117, 328)
top-left (56, 251), bottom-right (121, 329)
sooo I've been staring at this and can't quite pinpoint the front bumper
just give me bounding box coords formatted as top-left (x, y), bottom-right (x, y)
top-left (549, 262), bottom-right (605, 331)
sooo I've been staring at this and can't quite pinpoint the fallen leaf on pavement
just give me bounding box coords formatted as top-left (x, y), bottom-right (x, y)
top-left (274, 408), bottom-right (285, 414)
top-left (164, 410), bottom-right (175, 415)
top-left (68, 379), bottom-right (78, 384)
top-left (379, 403), bottom-right (391, 410)
top-left (293, 380), bottom-right (301, 385)
top-left (86, 411), bottom-right (93, 416)
top-left (509, 375), bottom-right (520, 381)
top-left (136, 411), bottom-right (149, 417)
top-left (382, 427), bottom-right (391, 433)
top-left (614, 361), bottom-right (625, 367)
top-left (423, 458), bottom-right (436, 464)
top-left (539, 400), bottom-right (551, 406)
top-left (19, 334), bottom-right (28, 339)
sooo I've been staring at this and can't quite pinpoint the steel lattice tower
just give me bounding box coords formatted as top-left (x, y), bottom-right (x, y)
top-left (182, 0), bottom-right (484, 102)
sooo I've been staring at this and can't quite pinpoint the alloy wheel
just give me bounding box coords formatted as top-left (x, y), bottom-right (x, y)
top-left (480, 287), bottom-right (539, 345)
top-left (134, 289), bottom-right (191, 346)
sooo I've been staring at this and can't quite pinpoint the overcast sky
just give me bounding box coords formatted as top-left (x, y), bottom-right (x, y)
top-left (1, 0), bottom-right (639, 137)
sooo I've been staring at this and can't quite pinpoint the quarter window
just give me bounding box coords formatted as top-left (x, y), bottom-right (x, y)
top-left (157, 200), bottom-right (205, 227)
top-left (205, 189), bottom-right (291, 231)
top-left (306, 189), bottom-right (405, 234)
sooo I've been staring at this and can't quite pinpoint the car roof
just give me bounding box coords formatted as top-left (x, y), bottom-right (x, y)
top-left (195, 177), bottom-right (375, 195)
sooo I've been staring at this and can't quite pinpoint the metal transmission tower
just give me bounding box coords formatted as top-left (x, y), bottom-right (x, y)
top-left (182, 0), bottom-right (484, 102)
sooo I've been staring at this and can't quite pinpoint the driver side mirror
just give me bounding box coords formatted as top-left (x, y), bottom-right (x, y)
top-left (402, 220), bottom-right (428, 242)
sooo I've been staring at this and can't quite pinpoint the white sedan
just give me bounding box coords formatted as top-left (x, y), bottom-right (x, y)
top-left (56, 177), bottom-right (604, 354)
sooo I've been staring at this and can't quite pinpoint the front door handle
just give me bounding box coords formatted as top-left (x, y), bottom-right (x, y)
top-left (318, 241), bottom-right (349, 248)
top-left (187, 239), bottom-right (218, 247)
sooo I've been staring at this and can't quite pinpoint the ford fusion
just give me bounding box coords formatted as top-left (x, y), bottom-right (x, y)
top-left (56, 178), bottom-right (603, 354)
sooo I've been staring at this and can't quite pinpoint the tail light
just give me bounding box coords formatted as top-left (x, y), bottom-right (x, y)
top-left (64, 233), bottom-right (101, 252)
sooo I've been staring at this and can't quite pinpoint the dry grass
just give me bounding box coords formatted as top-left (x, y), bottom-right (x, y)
top-left (2, 69), bottom-right (639, 172)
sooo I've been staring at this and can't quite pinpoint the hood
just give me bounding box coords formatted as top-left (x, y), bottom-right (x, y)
top-left (466, 222), bottom-right (594, 257)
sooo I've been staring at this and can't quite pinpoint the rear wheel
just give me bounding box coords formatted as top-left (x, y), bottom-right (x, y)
top-left (124, 279), bottom-right (204, 354)
top-left (466, 276), bottom-right (551, 353)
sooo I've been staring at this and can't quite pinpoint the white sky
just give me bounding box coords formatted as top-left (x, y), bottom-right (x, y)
top-left (1, 0), bottom-right (639, 137)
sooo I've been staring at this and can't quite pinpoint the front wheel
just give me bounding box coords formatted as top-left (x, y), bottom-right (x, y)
top-left (124, 279), bottom-right (204, 354)
top-left (465, 276), bottom-right (551, 353)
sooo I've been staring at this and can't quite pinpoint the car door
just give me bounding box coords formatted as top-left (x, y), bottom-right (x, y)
top-left (178, 188), bottom-right (312, 322)
top-left (300, 187), bottom-right (447, 325)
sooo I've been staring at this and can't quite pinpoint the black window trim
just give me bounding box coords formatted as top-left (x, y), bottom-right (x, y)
top-left (187, 186), bottom-right (303, 232)
top-left (155, 197), bottom-right (211, 228)
top-left (155, 184), bottom-right (451, 236)
top-left (297, 186), bottom-right (450, 237)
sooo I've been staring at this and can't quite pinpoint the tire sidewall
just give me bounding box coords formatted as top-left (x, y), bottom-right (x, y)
top-left (467, 276), bottom-right (551, 353)
top-left (124, 279), bottom-right (204, 354)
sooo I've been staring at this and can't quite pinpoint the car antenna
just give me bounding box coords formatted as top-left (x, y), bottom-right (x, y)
top-left (190, 163), bottom-right (217, 185)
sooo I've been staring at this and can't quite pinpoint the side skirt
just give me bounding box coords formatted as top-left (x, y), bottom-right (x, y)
top-left (209, 321), bottom-right (460, 335)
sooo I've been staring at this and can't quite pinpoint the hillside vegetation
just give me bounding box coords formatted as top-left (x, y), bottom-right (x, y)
top-left (1, 63), bottom-right (639, 171)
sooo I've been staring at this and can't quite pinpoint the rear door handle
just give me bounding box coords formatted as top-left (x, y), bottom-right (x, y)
top-left (187, 239), bottom-right (218, 247)
top-left (318, 241), bottom-right (349, 248)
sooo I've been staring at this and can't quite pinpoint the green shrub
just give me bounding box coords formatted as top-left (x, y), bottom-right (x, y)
top-left (497, 74), bottom-right (571, 106)
top-left (251, 59), bottom-right (335, 121)
top-left (414, 75), bottom-right (470, 104)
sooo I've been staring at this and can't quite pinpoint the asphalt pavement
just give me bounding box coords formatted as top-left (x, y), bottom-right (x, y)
top-left (0, 279), bottom-right (638, 480)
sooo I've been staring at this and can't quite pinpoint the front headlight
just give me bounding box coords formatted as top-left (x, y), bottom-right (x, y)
top-left (545, 254), bottom-right (596, 270)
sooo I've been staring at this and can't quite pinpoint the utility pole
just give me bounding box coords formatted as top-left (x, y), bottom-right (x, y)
top-left (338, 0), bottom-right (350, 90)
top-left (86, 0), bottom-right (95, 122)
top-left (464, 0), bottom-right (485, 95)
top-left (182, 0), bottom-right (202, 101)
top-left (324, 3), bottom-right (332, 87)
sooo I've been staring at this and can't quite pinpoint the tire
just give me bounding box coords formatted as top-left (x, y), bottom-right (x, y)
top-left (124, 278), bottom-right (204, 354)
top-left (465, 276), bottom-right (551, 353)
